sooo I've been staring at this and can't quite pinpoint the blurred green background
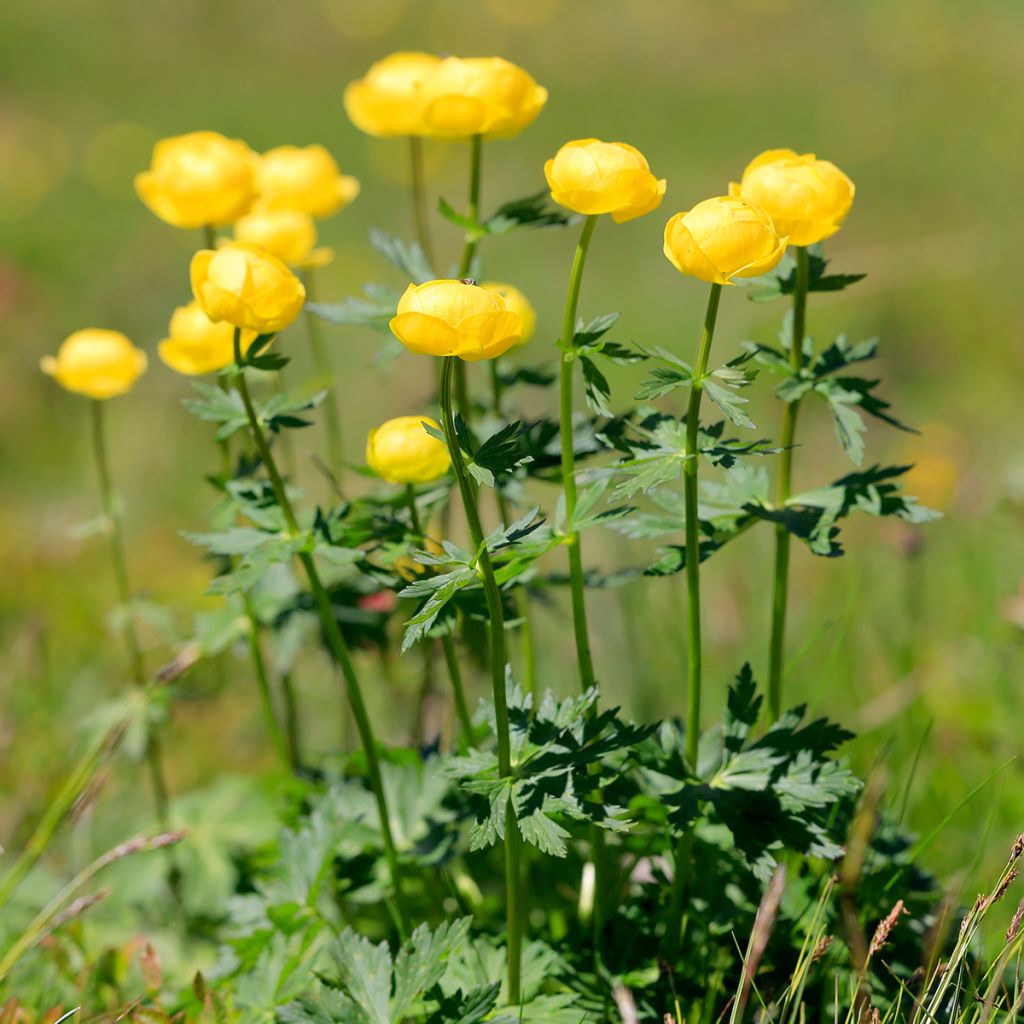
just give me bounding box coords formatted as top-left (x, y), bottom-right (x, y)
top-left (3, 0), bottom-right (1024, 921)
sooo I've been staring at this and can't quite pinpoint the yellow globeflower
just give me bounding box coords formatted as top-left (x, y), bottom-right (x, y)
top-left (544, 139), bottom-right (666, 223)
top-left (41, 329), bottom-right (147, 400)
top-left (344, 52), bottom-right (442, 137)
top-left (481, 282), bottom-right (536, 344)
top-left (390, 279), bottom-right (524, 361)
top-left (191, 242), bottom-right (306, 334)
top-left (233, 207), bottom-right (332, 269)
top-left (663, 196), bottom-right (787, 285)
top-left (255, 144), bottom-right (360, 219)
top-left (135, 131), bottom-right (257, 229)
top-left (418, 57), bottom-right (547, 140)
top-left (158, 302), bottom-right (258, 376)
top-left (730, 149), bottom-right (855, 246)
top-left (366, 415), bottom-right (451, 484)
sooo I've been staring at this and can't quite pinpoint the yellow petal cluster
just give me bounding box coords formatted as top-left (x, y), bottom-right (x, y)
top-left (255, 144), bottom-right (360, 219)
top-left (418, 57), bottom-right (547, 140)
top-left (158, 302), bottom-right (258, 376)
top-left (663, 196), bottom-right (787, 285)
top-left (344, 52), bottom-right (442, 137)
top-left (389, 280), bottom-right (524, 361)
top-left (545, 139), bottom-right (666, 223)
top-left (729, 149), bottom-right (855, 246)
top-left (233, 207), bottom-right (332, 269)
top-left (135, 131), bottom-right (257, 229)
top-left (41, 329), bottom-right (147, 400)
top-left (480, 282), bottom-right (536, 344)
top-left (191, 242), bottom-right (306, 334)
top-left (366, 416), bottom-right (451, 484)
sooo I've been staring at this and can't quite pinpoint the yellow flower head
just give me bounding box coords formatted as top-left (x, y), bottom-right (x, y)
top-left (480, 282), bottom-right (536, 345)
top-left (255, 144), bottom-right (360, 219)
top-left (663, 196), bottom-right (788, 285)
top-left (366, 415), bottom-right (451, 484)
top-left (730, 149), bottom-right (855, 247)
top-left (344, 52), bottom-right (442, 138)
top-left (418, 57), bottom-right (547, 140)
top-left (191, 242), bottom-right (306, 334)
top-left (390, 279), bottom-right (524, 361)
top-left (158, 301), bottom-right (258, 376)
top-left (41, 329), bottom-right (147, 400)
top-left (545, 139), bottom-right (666, 223)
top-left (135, 131), bottom-right (257, 229)
top-left (233, 207), bottom-right (333, 269)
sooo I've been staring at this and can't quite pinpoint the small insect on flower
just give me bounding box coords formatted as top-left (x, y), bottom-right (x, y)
top-left (344, 52), bottom-right (442, 138)
top-left (366, 416), bottom-right (451, 485)
top-left (41, 329), bottom-right (147, 400)
top-left (255, 145), bottom-right (359, 220)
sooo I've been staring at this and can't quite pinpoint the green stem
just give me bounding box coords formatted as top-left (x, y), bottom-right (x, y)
top-left (203, 224), bottom-right (216, 250)
top-left (405, 484), bottom-right (473, 747)
top-left (242, 594), bottom-right (291, 769)
top-left (453, 134), bottom-right (483, 421)
top-left (439, 355), bottom-right (522, 1004)
top-left (767, 246), bottom-right (810, 722)
top-left (232, 331), bottom-right (407, 935)
top-left (409, 135), bottom-right (434, 271)
top-left (304, 269), bottom-right (345, 488)
top-left (558, 215), bottom-right (599, 693)
top-left (279, 671), bottom-right (303, 770)
top-left (682, 283), bottom-right (723, 768)
top-left (90, 401), bottom-right (173, 831)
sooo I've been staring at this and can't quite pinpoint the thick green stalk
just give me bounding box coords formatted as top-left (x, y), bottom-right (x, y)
top-left (404, 484), bottom-right (473, 747)
top-left (231, 332), bottom-right (407, 935)
top-left (241, 593), bottom-right (292, 769)
top-left (304, 269), bottom-right (345, 487)
top-left (439, 355), bottom-right (522, 1004)
top-left (682, 284), bottom-right (723, 768)
top-left (91, 401), bottom-right (173, 830)
top-left (558, 214), bottom-right (599, 693)
top-left (767, 247), bottom-right (810, 722)
top-left (203, 224), bottom-right (216, 250)
top-left (409, 135), bottom-right (434, 270)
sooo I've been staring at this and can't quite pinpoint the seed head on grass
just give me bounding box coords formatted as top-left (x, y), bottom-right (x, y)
top-left (869, 899), bottom-right (906, 957)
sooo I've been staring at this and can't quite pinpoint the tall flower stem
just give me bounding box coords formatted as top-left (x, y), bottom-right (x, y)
top-left (90, 401), bottom-right (173, 830)
top-left (453, 134), bottom-right (483, 416)
top-left (767, 246), bottom-right (810, 722)
top-left (439, 354), bottom-right (523, 1004)
top-left (231, 332), bottom-right (408, 935)
top-left (409, 136), bottom-right (435, 270)
top-left (304, 269), bottom-right (345, 489)
top-left (682, 283), bottom-right (723, 768)
top-left (404, 484), bottom-right (473, 747)
top-left (558, 214), bottom-right (599, 693)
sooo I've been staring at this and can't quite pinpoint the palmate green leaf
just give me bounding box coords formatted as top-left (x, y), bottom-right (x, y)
top-left (743, 245), bottom-right (866, 303)
top-left (571, 311), bottom-right (619, 349)
top-left (369, 227), bottom-right (434, 283)
top-left (306, 283), bottom-right (402, 333)
top-left (424, 982), bottom-right (509, 1024)
top-left (399, 566), bottom-right (477, 653)
top-left (468, 420), bottom-right (535, 487)
top-left (814, 375), bottom-right (914, 464)
top-left (261, 389), bottom-right (327, 434)
top-left (579, 355), bottom-right (612, 416)
top-left (484, 190), bottom-right (573, 235)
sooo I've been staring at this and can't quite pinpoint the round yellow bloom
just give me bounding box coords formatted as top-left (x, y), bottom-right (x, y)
top-left (344, 52), bottom-right (442, 138)
top-left (366, 416), bottom-right (451, 484)
top-left (417, 57), bottom-right (547, 140)
top-left (135, 131), bottom-right (257, 229)
top-left (544, 139), bottom-right (666, 223)
top-left (729, 149), bottom-right (855, 247)
top-left (663, 196), bottom-right (788, 285)
top-left (158, 302), bottom-right (259, 376)
top-left (481, 282), bottom-right (536, 344)
top-left (255, 144), bottom-right (360, 219)
top-left (41, 329), bottom-right (147, 400)
top-left (233, 207), bottom-right (332, 269)
top-left (191, 242), bottom-right (306, 334)
top-left (390, 279), bottom-right (524, 361)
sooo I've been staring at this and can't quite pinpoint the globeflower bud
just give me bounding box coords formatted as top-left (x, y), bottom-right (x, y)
top-left (41, 329), bottom-right (147, 400)
top-left (729, 149), bottom-right (855, 246)
top-left (135, 131), bottom-right (257, 229)
top-left (190, 242), bottom-right (306, 334)
top-left (545, 139), bottom-right (666, 223)
top-left (389, 279), bottom-right (524, 361)
top-left (344, 52), bottom-right (442, 138)
top-left (663, 196), bottom-right (787, 285)
top-left (417, 57), bottom-right (547, 140)
top-left (480, 282), bottom-right (536, 344)
top-left (255, 145), bottom-right (360, 219)
top-left (233, 207), bottom-right (332, 269)
top-left (366, 416), bottom-right (451, 484)
top-left (158, 302), bottom-right (258, 376)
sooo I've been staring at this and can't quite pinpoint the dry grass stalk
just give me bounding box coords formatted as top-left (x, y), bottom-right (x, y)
top-left (1007, 899), bottom-right (1024, 942)
top-left (869, 899), bottom-right (907, 958)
